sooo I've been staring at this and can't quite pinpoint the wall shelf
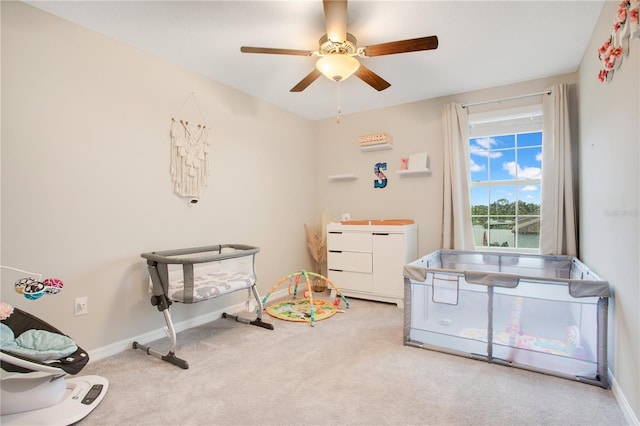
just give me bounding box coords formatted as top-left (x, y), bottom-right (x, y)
top-left (328, 174), bottom-right (358, 181)
top-left (360, 143), bottom-right (392, 152)
top-left (396, 169), bottom-right (431, 176)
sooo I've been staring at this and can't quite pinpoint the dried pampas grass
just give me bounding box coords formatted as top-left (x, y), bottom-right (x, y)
top-left (304, 212), bottom-right (331, 291)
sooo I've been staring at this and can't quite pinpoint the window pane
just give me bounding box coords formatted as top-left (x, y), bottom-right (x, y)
top-left (490, 149), bottom-right (515, 180)
top-left (488, 216), bottom-right (514, 247)
top-left (517, 185), bottom-right (541, 213)
top-left (472, 217), bottom-right (489, 247)
top-left (470, 157), bottom-right (488, 182)
top-left (493, 134), bottom-right (515, 149)
top-left (516, 147), bottom-right (542, 180)
top-left (489, 186), bottom-right (516, 215)
top-left (516, 217), bottom-right (540, 248)
top-left (517, 132), bottom-right (542, 147)
top-left (470, 186), bottom-right (488, 211)
top-left (469, 138), bottom-right (489, 181)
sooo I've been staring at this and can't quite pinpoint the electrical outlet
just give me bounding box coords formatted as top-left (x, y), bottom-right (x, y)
top-left (75, 296), bottom-right (88, 316)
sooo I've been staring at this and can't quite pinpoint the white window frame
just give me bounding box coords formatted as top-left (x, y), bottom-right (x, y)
top-left (468, 105), bottom-right (543, 254)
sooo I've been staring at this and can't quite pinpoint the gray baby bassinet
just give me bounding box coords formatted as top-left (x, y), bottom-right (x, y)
top-left (135, 244), bottom-right (273, 369)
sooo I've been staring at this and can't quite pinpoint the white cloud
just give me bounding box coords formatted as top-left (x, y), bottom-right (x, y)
top-left (470, 137), bottom-right (502, 159)
top-left (469, 158), bottom-right (485, 172)
top-left (535, 151), bottom-right (542, 162)
top-left (474, 137), bottom-right (496, 150)
top-left (521, 185), bottom-right (538, 192)
top-left (503, 161), bottom-right (541, 179)
top-left (470, 144), bottom-right (502, 159)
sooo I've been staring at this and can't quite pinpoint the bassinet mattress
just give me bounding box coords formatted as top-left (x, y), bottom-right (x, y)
top-left (167, 267), bottom-right (254, 303)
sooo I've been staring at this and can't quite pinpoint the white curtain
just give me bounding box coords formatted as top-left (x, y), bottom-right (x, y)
top-left (540, 84), bottom-right (577, 255)
top-left (441, 103), bottom-right (474, 250)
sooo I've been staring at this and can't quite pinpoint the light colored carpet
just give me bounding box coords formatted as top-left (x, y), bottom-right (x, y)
top-left (78, 297), bottom-right (628, 425)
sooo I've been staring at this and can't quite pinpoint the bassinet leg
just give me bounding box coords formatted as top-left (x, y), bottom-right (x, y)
top-left (222, 285), bottom-right (274, 330)
top-left (133, 305), bottom-right (189, 369)
top-left (250, 317), bottom-right (275, 329)
top-left (132, 342), bottom-right (189, 370)
top-left (221, 312), bottom-right (274, 330)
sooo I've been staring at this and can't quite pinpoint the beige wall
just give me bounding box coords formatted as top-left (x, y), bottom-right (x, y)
top-left (578, 0), bottom-right (639, 421)
top-left (1, 2), bottom-right (317, 350)
top-left (314, 73), bottom-right (577, 258)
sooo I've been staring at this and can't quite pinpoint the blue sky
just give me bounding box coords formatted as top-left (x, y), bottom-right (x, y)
top-left (469, 132), bottom-right (542, 208)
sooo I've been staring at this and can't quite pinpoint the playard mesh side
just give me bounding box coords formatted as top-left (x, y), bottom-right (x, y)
top-left (403, 250), bottom-right (610, 388)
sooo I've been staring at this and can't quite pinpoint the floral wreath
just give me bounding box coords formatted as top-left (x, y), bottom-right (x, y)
top-left (598, 0), bottom-right (639, 82)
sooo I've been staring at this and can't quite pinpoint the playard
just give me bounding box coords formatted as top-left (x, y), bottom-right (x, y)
top-left (403, 250), bottom-right (611, 387)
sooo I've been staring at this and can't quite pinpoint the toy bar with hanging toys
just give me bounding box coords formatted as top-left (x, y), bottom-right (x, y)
top-left (2, 266), bottom-right (64, 300)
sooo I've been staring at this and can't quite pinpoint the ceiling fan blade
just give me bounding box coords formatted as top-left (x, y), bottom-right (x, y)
top-left (290, 69), bottom-right (323, 92)
top-left (354, 64), bottom-right (391, 91)
top-left (323, 0), bottom-right (347, 42)
top-left (362, 36), bottom-right (439, 57)
top-left (240, 46), bottom-right (313, 56)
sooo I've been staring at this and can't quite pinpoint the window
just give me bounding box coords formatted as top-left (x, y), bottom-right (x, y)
top-left (468, 105), bottom-right (542, 250)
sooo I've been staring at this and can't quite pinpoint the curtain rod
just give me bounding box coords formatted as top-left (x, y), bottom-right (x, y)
top-left (462, 90), bottom-right (552, 109)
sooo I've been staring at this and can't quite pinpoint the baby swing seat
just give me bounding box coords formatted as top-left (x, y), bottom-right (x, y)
top-left (1, 307), bottom-right (108, 425)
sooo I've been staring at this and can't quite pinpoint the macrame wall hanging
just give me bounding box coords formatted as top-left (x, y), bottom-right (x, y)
top-left (170, 92), bottom-right (210, 205)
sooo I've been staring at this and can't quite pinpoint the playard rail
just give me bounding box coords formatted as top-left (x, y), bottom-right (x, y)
top-left (134, 244), bottom-right (273, 369)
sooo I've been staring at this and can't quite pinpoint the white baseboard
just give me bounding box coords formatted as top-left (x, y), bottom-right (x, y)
top-left (610, 369), bottom-right (640, 425)
top-left (87, 288), bottom-right (288, 363)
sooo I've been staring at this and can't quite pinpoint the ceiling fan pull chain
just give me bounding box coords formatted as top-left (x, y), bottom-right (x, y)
top-left (336, 80), bottom-right (341, 124)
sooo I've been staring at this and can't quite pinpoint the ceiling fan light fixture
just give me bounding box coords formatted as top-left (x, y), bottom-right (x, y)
top-left (315, 54), bottom-right (360, 82)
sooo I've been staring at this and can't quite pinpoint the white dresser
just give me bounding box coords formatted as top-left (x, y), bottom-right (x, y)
top-left (327, 222), bottom-right (418, 308)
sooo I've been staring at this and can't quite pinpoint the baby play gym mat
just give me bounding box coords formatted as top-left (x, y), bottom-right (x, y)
top-left (262, 270), bottom-right (349, 326)
top-left (266, 299), bottom-right (338, 322)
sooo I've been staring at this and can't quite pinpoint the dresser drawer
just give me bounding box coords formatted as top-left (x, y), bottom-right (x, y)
top-left (327, 270), bottom-right (373, 293)
top-left (327, 231), bottom-right (372, 252)
top-left (328, 251), bottom-right (372, 273)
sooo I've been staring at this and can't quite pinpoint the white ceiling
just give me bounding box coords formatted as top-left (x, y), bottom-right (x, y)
top-left (26, 1), bottom-right (605, 120)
